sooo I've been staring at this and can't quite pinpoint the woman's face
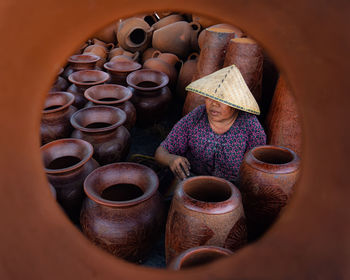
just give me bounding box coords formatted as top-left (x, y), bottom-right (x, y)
top-left (205, 97), bottom-right (236, 122)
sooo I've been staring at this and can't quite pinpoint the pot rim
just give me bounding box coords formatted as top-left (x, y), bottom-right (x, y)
top-left (177, 175), bottom-right (241, 214)
top-left (84, 84), bottom-right (132, 105)
top-left (70, 105), bottom-right (126, 133)
top-left (126, 69), bottom-right (169, 91)
top-left (68, 70), bottom-right (110, 86)
top-left (245, 145), bottom-right (300, 174)
top-left (84, 162), bottom-right (159, 207)
top-left (42, 91), bottom-right (75, 114)
top-left (104, 60), bottom-right (142, 73)
top-left (41, 138), bottom-right (94, 174)
top-left (68, 54), bottom-right (100, 64)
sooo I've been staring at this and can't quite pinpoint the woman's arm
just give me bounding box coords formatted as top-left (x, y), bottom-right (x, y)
top-left (155, 146), bottom-right (190, 180)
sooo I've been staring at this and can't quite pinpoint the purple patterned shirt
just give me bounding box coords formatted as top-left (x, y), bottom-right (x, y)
top-left (160, 105), bottom-right (266, 183)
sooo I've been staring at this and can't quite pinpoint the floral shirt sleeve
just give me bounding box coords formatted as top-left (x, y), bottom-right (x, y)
top-left (245, 114), bottom-right (267, 152)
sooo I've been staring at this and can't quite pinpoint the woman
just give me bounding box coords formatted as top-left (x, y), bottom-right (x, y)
top-left (155, 65), bottom-right (266, 183)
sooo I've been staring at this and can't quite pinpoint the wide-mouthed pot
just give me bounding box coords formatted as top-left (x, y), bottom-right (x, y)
top-left (104, 60), bottom-right (141, 86)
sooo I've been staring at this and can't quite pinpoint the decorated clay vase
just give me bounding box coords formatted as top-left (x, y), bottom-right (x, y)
top-left (104, 60), bottom-right (141, 85)
top-left (41, 92), bottom-right (77, 145)
top-left (70, 106), bottom-right (130, 165)
top-left (67, 70), bottom-right (110, 108)
top-left (168, 246), bottom-right (233, 270)
top-left (127, 69), bottom-right (172, 125)
top-left (84, 84), bottom-right (136, 130)
top-left (165, 176), bottom-right (247, 263)
top-left (41, 138), bottom-right (99, 222)
top-left (238, 145), bottom-right (301, 239)
top-left (176, 52), bottom-right (199, 100)
top-left (80, 162), bottom-right (164, 262)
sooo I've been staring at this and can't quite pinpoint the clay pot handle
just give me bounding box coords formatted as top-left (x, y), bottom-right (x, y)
top-left (189, 21), bottom-right (201, 34)
top-left (132, 51), bottom-right (140, 61)
top-left (152, 50), bottom-right (162, 58)
top-left (105, 43), bottom-right (115, 50)
top-left (187, 52), bottom-right (199, 61)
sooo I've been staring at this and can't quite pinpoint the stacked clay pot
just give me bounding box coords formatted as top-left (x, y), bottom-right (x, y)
top-left (166, 176), bottom-right (247, 263)
top-left (84, 84), bottom-right (136, 130)
top-left (63, 53), bottom-right (100, 80)
top-left (81, 162), bottom-right (164, 262)
top-left (41, 138), bottom-right (99, 222)
top-left (41, 91), bottom-right (77, 145)
top-left (239, 145), bottom-right (301, 239)
top-left (104, 60), bottom-right (141, 85)
top-left (70, 106), bottom-right (130, 166)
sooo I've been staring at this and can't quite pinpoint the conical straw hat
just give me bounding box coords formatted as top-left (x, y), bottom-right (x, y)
top-left (185, 64), bottom-right (260, 115)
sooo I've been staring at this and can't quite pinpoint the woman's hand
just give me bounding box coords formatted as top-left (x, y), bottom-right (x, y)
top-left (168, 155), bottom-right (190, 180)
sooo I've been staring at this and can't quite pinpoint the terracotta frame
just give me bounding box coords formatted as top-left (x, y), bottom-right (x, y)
top-left (0, 0), bottom-right (349, 278)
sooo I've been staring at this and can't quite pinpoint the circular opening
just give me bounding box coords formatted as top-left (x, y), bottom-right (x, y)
top-left (252, 147), bottom-right (294, 164)
top-left (101, 184), bottom-right (144, 201)
top-left (104, 61), bottom-right (142, 73)
top-left (42, 92), bottom-right (74, 113)
top-left (144, 15), bottom-right (156, 26)
top-left (47, 155), bottom-right (81, 169)
top-left (68, 70), bottom-right (110, 86)
top-left (183, 177), bottom-right (232, 202)
top-left (84, 85), bottom-right (132, 105)
top-left (129, 28), bottom-right (146, 45)
top-left (126, 69), bottom-right (169, 91)
top-left (68, 54), bottom-right (100, 63)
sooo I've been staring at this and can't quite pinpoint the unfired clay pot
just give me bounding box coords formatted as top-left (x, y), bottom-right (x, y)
top-left (127, 69), bottom-right (172, 125)
top-left (165, 176), bottom-right (247, 263)
top-left (70, 106), bottom-right (130, 165)
top-left (41, 138), bottom-right (99, 222)
top-left (81, 162), bottom-right (164, 262)
top-left (238, 145), bottom-right (301, 239)
top-left (176, 52), bottom-right (199, 100)
top-left (168, 246), bottom-right (233, 270)
top-left (40, 91), bottom-right (77, 145)
top-left (84, 84), bottom-right (136, 130)
top-left (104, 60), bottom-right (141, 85)
top-left (67, 70), bottom-right (110, 108)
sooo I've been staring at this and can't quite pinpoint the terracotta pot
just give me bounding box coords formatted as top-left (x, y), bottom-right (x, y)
top-left (84, 84), bottom-right (136, 130)
top-left (134, 13), bottom-right (158, 27)
top-left (224, 37), bottom-right (263, 104)
top-left (152, 21), bottom-right (201, 59)
top-left (165, 176), bottom-right (247, 263)
top-left (70, 106), bottom-right (130, 165)
top-left (192, 14), bottom-right (219, 29)
top-left (152, 14), bottom-right (184, 30)
top-left (109, 47), bottom-right (139, 61)
top-left (168, 246), bottom-right (233, 270)
top-left (104, 60), bottom-right (141, 86)
top-left (67, 70), bottom-right (110, 109)
top-left (80, 162), bottom-right (164, 262)
top-left (117, 17), bottom-right (153, 52)
top-left (41, 138), bottom-right (99, 222)
top-left (83, 44), bottom-right (109, 68)
top-left (141, 47), bottom-right (156, 64)
top-left (90, 38), bottom-right (115, 49)
top-left (238, 145), bottom-right (301, 239)
top-left (127, 69), bottom-right (172, 125)
top-left (143, 50), bottom-right (182, 88)
top-left (62, 54), bottom-right (101, 80)
top-left (265, 76), bottom-right (302, 156)
top-left (176, 52), bottom-right (199, 100)
top-left (183, 26), bottom-right (237, 114)
top-left (92, 21), bottom-right (118, 44)
top-left (40, 91), bottom-right (77, 145)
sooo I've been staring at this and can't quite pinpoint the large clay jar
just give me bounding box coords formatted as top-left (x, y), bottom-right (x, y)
top-left (70, 106), bottom-right (130, 166)
top-left (67, 70), bottom-right (110, 109)
top-left (80, 162), bottom-right (164, 262)
top-left (238, 145), bottom-right (301, 239)
top-left (183, 26), bottom-right (237, 115)
top-left (168, 246), bottom-right (233, 270)
top-left (165, 176), bottom-right (247, 263)
top-left (143, 50), bottom-right (182, 88)
top-left (152, 21), bottom-right (201, 59)
top-left (117, 17), bottom-right (153, 53)
top-left (152, 14), bottom-right (184, 30)
top-left (41, 138), bottom-right (99, 222)
top-left (62, 54), bottom-right (100, 80)
top-left (41, 91), bottom-right (77, 145)
top-left (176, 53), bottom-right (199, 100)
top-left (127, 69), bottom-right (172, 125)
top-left (224, 38), bottom-right (263, 104)
top-left (265, 76), bottom-right (302, 156)
top-left (84, 84), bottom-right (136, 130)
top-left (104, 60), bottom-right (141, 85)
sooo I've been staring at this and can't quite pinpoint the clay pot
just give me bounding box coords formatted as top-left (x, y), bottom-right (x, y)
top-left (152, 21), bottom-right (201, 59)
top-left (80, 162), bottom-right (164, 262)
top-left (168, 246), bottom-right (233, 270)
top-left (41, 91), bottom-right (77, 145)
top-left (238, 145), bottom-right (301, 239)
top-left (51, 68), bottom-right (69, 92)
top-left (176, 53), bottom-right (199, 100)
top-left (104, 60), bottom-right (141, 85)
top-left (141, 47), bottom-right (156, 64)
top-left (67, 70), bottom-right (110, 109)
top-left (84, 84), bottom-right (136, 130)
top-left (183, 26), bottom-right (237, 114)
top-left (109, 47), bottom-right (139, 61)
top-left (152, 14), bottom-right (184, 30)
top-left (117, 17), bottom-right (153, 52)
top-left (41, 138), bottom-right (99, 222)
top-left (70, 106), bottom-right (130, 165)
top-left (165, 176), bottom-right (247, 263)
top-left (192, 14), bottom-right (219, 29)
top-left (143, 50), bottom-right (182, 88)
top-left (127, 69), bottom-right (172, 125)
top-left (92, 21), bottom-right (118, 44)
top-left (265, 76), bottom-right (302, 156)
top-left (83, 44), bottom-right (109, 68)
top-left (224, 38), bottom-right (263, 104)
top-left (68, 54), bottom-right (101, 71)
